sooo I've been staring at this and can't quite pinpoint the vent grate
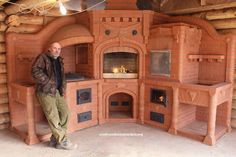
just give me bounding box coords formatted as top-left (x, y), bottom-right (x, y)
top-left (150, 112), bottom-right (164, 124)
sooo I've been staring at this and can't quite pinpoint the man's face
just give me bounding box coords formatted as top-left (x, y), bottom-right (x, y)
top-left (49, 42), bottom-right (61, 59)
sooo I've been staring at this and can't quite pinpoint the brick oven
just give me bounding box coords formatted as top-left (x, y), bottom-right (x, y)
top-left (6, 0), bottom-right (236, 146)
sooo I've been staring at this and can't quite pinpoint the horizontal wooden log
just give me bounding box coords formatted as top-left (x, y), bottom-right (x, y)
top-left (0, 123), bottom-right (9, 130)
top-left (0, 33), bottom-right (5, 42)
top-left (0, 12), bottom-right (6, 22)
top-left (0, 103), bottom-right (8, 114)
top-left (0, 43), bottom-right (5, 53)
top-left (191, 12), bottom-right (207, 19)
top-left (5, 0), bottom-right (69, 15)
top-left (4, 0), bottom-right (54, 15)
top-left (219, 28), bottom-right (236, 35)
top-left (0, 94), bottom-right (8, 104)
top-left (0, 114), bottom-right (9, 124)
top-left (0, 74), bottom-right (6, 84)
top-left (232, 118), bottom-right (236, 128)
top-left (0, 54), bottom-right (6, 63)
top-left (233, 100), bottom-right (236, 110)
top-left (232, 109), bottom-right (236, 119)
top-left (0, 84), bottom-right (7, 95)
top-left (164, 2), bottom-right (236, 15)
top-left (206, 9), bottom-right (236, 20)
top-left (0, 64), bottom-right (6, 74)
top-left (0, 0), bottom-right (10, 6)
top-left (6, 24), bottom-right (43, 33)
top-left (6, 15), bottom-right (45, 27)
top-left (202, 0), bottom-right (235, 5)
top-left (210, 19), bottom-right (236, 29)
top-left (0, 22), bottom-right (7, 32)
top-left (233, 89), bottom-right (236, 99)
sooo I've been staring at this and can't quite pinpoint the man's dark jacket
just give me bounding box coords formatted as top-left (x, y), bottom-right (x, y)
top-left (31, 52), bottom-right (65, 96)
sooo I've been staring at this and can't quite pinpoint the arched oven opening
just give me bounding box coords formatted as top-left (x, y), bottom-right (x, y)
top-left (109, 93), bottom-right (133, 118)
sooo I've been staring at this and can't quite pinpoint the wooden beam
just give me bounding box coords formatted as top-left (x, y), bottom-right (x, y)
top-left (192, 12), bottom-right (207, 19)
top-left (205, 9), bottom-right (236, 20)
top-left (5, 0), bottom-right (54, 15)
top-left (0, 54), bottom-right (6, 63)
top-left (0, 94), bottom-right (8, 104)
top-left (4, 0), bottom-right (69, 15)
top-left (0, 64), bottom-right (6, 74)
top-left (232, 118), bottom-right (236, 128)
top-left (0, 12), bottom-right (6, 22)
top-left (6, 15), bottom-right (45, 26)
top-left (232, 109), bottom-right (236, 118)
top-left (0, 74), bottom-right (6, 84)
top-left (210, 19), bottom-right (236, 29)
top-left (0, 33), bottom-right (4, 43)
top-left (164, 2), bottom-right (236, 15)
top-left (0, 114), bottom-right (9, 124)
top-left (201, 0), bottom-right (235, 5)
top-left (218, 28), bottom-right (236, 35)
top-left (0, 43), bottom-right (5, 53)
top-left (0, 22), bottom-right (7, 32)
top-left (233, 100), bottom-right (236, 110)
top-left (0, 103), bottom-right (8, 114)
top-left (6, 24), bottom-right (43, 33)
top-left (0, 84), bottom-right (8, 95)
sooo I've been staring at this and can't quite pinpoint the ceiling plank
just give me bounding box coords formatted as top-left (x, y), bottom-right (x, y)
top-left (164, 1), bottom-right (236, 15)
top-left (4, 0), bottom-right (68, 15)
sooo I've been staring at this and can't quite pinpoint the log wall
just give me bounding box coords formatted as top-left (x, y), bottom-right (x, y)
top-left (0, 10), bottom-right (8, 130)
top-left (0, 13), bottom-right (56, 130)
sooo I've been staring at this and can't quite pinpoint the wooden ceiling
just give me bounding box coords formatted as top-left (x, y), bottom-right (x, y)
top-left (1, 0), bottom-right (236, 16)
top-left (0, 0), bottom-right (161, 16)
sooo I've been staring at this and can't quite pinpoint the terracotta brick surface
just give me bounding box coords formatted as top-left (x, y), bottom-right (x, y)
top-left (5, 9), bottom-right (235, 146)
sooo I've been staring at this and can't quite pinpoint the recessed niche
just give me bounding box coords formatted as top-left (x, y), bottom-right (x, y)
top-left (150, 88), bottom-right (168, 107)
top-left (103, 52), bottom-right (138, 73)
top-left (150, 112), bottom-right (164, 124)
top-left (150, 50), bottom-right (171, 76)
top-left (109, 93), bottom-right (133, 118)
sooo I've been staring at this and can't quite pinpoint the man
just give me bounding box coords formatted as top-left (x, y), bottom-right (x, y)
top-left (32, 42), bottom-right (77, 150)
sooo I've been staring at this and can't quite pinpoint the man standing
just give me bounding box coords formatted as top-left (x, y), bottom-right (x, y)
top-left (32, 42), bottom-right (77, 150)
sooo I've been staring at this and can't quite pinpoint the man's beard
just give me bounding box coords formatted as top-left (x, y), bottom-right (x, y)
top-left (53, 55), bottom-right (59, 59)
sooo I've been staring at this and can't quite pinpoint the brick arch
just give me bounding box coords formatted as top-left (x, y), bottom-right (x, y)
top-left (103, 88), bottom-right (138, 119)
top-left (104, 46), bottom-right (138, 54)
top-left (47, 24), bottom-right (94, 49)
top-left (58, 37), bottom-right (94, 48)
top-left (93, 37), bottom-right (146, 79)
